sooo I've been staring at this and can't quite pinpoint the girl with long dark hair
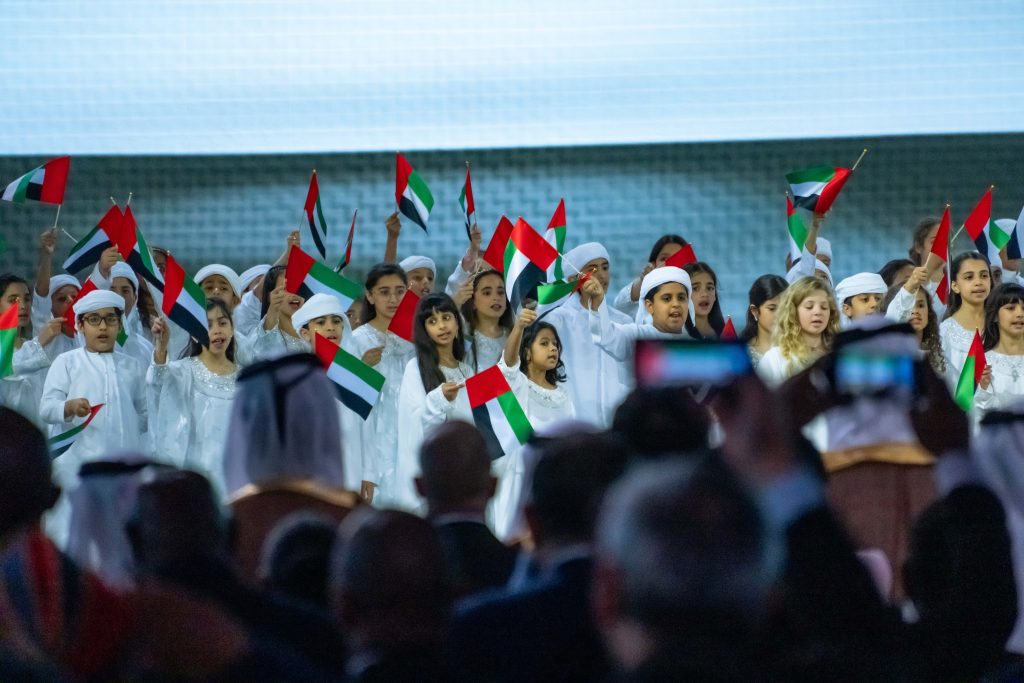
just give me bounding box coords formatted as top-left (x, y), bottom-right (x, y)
top-left (940, 252), bottom-right (992, 384)
top-left (683, 261), bottom-right (725, 339)
top-left (460, 270), bottom-right (514, 372)
top-left (0, 273), bottom-right (63, 425)
top-left (741, 274), bottom-right (788, 368)
top-left (976, 283), bottom-right (1024, 413)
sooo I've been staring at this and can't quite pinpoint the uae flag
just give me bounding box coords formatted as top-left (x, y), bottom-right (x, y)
top-left (923, 206), bottom-right (951, 275)
top-left (65, 279), bottom-right (98, 334)
top-left (665, 243), bottom-right (697, 269)
top-left (545, 199), bottom-right (567, 281)
top-left (62, 205), bottom-right (123, 273)
top-left (285, 245), bottom-right (363, 310)
top-left (1, 156), bottom-right (71, 205)
top-left (162, 254), bottom-right (209, 346)
top-left (721, 317), bottom-right (738, 341)
top-left (395, 153), bottom-right (433, 231)
top-left (786, 195), bottom-right (809, 259)
top-left (49, 404), bottom-right (104, 458)
top-left (964, 188), bottom-right (1011, 265)
top-left (936, 268), bottom-right (949, 306)
top-left (336, 210), bottom-right (357, 272)
top-left (0, 303), bottom-right (19, 379)
top-left (954, 330), bottom-right (986, 412)
top-left (459, 165), bottom-right (476, 241)
top-left (483, 215), bottom-right (515, 273)
top-left (387, 290), bottom-right (420, 342)
top-left (504, 218), bottom-right (559, 310)
top-left (314, 333), bottom-right (385, 420)
top-left (535, 271), bottom-right (591, 306)
top-left (304, 171), bottom-right (329, 260)
top-left (1005, 203), bottom-right (1024, 260)
top-left (786, 165), bottom-right (852, 214)
top-left (117, 207), bottom-right (164, 292)
top-left (466, 364), bottom-right (532, 460)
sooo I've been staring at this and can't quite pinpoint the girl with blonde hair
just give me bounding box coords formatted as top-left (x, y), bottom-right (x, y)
top-left (758, 276), bottom-right (840, 386)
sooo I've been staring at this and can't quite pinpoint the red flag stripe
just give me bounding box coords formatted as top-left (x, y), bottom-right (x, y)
top-left (930, 206), bottom-right (951, 262)
top-left (483, 216), bottom-right (515, 273)
top-left (387, 290), bottom-right (420, 342)
top-left (466, 364), bottom-right (514, 408)
top-left (161, 254), bottom-right (187, 316)
top-left (65, 280), bottom-right (97, 332)
top-left (964, 189), bottom-right (993, 241)
top-left (665, 244), bottom-right (697, 269)
top-left (547, 198), bottom-right (566, 229)
top-left (510, 218), bottom-right (558, 270)
top-left (395, 152), bottom-right (413, 204)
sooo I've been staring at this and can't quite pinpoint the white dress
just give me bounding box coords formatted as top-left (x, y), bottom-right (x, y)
top-left (351, 324), bottom-right (416, 501)
top-left (147, 356), bottom-right (238, 500)
top-left (39, 348), bottom-right (148, 547)
top-left (465, 330), bottom-right (507, 374)
top-left (757, 347), bottom-right (809, 388)
top-left (0, 338), bottom-right (52, 427)
top-left (396, 359), bottom-right (474, 512)
top-left (492, 357), bottom-right (575, 539)
top-left (611, 282), bottom-right (640, 319)
top-left (588, 300), bottom-right (689, 363)
top-left (250, 320), bottom-right (309, 361)
top-left (975, 351), bottom-right (1024, 413)
top-left (232, 291), bottom-right (263, 338)
top-left (939, 317), bottom-right (977, 387)
top-left (545, 295), bottom-right (630, 428)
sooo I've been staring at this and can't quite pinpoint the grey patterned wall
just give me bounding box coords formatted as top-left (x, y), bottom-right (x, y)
top-left (2, 134), bottom-right (1022, 318)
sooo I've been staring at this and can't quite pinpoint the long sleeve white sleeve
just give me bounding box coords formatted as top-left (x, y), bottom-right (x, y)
top-left (885, 287), bottom-right (916, 323)
top-left (587, 301), bottom-right (638, 362)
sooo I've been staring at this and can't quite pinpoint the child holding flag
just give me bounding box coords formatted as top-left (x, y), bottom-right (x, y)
top-left (252, 265), bottom-right (307, 359)
top-left (940, 252), bottom-right (992, 384)
top-left (148, 299), bottom-right (239, 499)
top-left (976, 283), bottom-right (1024, 413)
top-left (882, 281), bottom-right (946, 375)
top-left (459, 270), bottom-right (513, 373)
top-left (352, 263), bottom-right (415, 504)
top-left (611, 234), bottom-right (690, 318)
top-left (396, 293), bottom-right (474, 511)
top-left (833, 272), bottom-right (888, 327)
top-left (39, 290), bottom-right (148, 546)
top-left (0, 274), bottom-right (63, 426)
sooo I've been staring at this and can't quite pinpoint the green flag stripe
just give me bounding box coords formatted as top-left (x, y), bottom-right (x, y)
top-left (0, 328), bottom-right (15, 377)
top-left (406, 171), bottom-right (434, 211)
top-left (785, 166), bottom-right (837, 185)
top-left (954, 356), bottom-right (977, 411)
top-left (334, 346), bottom-right (386, 391)
top-left (496, 391), bottom-right (532, 443)
top-left (536, 280), bottom-right (575, 305)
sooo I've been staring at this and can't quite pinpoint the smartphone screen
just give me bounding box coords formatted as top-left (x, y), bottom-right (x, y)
top-left (832, 348), bottom-right (916, 399)
top-left (634, 339), bottom-right (753, 388)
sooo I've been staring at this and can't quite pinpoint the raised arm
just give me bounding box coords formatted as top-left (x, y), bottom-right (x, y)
top-left (34, 229), bottom-right (57, 296)
top-left (384, 212), bottom-right (401, 263)
top-left (504, 307), bottom-right (537, 367)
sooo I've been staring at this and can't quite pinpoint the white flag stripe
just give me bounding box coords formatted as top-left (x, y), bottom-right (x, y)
top-left (403, 185), bottom-right (430, 225)
top-left (485, 399), bottom-right (518, 455)
top-left (789, 180), bottom-right (827, 198)
top-left (325, 362), bottom-right (380, 406)
top-left (306, 277), bottom-right (355, 309)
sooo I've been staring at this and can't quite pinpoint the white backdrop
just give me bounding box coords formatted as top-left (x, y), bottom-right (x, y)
top-left (1, 0), bottom-right (1022, 155)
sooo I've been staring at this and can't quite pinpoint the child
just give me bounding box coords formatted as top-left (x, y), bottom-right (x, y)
top-left (39, 290), bottom-right (148, 546)
top-left (741, 274), bottom-right (788, 368)
top-left (493, 307), bottom-right (575, 538)
top-left (104, 263), bottom-right (156, 364)
top-left (612, 234), bottom-right (690, 318)
top-left (400, 255), bottom-right (436, 299)
top-left (460, 270), bottom-right (513, 373)
top-left (0, 274), bottom-right (63, 426)
top-left (834, 272), bottom-right (888, 326)
top-left (251, 265), bottom-right (307, 360)
top-left (940, 252), bottom-right (992, 384)
top-left (396, 293), bottom-right (474, 511)
top-left (291, 293), bottom-right (365, 495)
top-left (234, 264), bottom-right (272, 338)
top-left (543, 242), bottom-right (630, 428)
top-left (758, 276), bottom-right (839, 386)
top-left (882, 282), bottom-right (945, 375)
top-left (351, 263), bottom-right (416, 504)
top-left (194, 264), bottom-right (243, 311)
top-left (581, 266), bottom-right (695, 364)
top-left (148, 299), bottom-right (239, 499)
top-left (977, 283), bottom-right (1024, 413)
top-left (683, 261), bottom-right (725, 339)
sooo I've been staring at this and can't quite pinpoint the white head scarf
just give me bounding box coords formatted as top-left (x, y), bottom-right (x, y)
top-left (49, 274), bottom-right (81, 295)
top-left (786, 259), bottom-right (833, 286)
top-left (195, 264), bottom-right (242, 300)
top-left (73, 289), bottom-right (125, 316)
top-left (636, 266), bottom-right (695, 328)
top-left (109, 262), bottom-right (139, 291)
top-left (239, 264), bottom-right (271, 292)
top-left (563, 243), bottom-right (610, 277)
top-left (816, 237), bottom-right (833, 260)
top-left (400, 255), bottom-right (436, 275)
top-left (834, 272), bottom-right (887, 306)
top-left (222, 354), bottom-right (345, 498)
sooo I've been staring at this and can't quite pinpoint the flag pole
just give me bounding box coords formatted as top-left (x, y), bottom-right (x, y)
top-left (850, 148), bottom-right (868, 172)
top-left (125, 192), bottom-right (133, 208)
top-left (51, 204), bottom-right (62, 231)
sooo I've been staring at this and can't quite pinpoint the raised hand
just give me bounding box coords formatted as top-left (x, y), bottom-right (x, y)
top-left (37, 318), bottom-right (64, 347)
top-left (64, 398), bottom-right (92, 420)
top-left (361, 345), bottom-right (384, 367)
top-left (39, 229), bottom-right (58, 255)
top-left (441, 381), bottom-right (463, 403)
top-left (385, 212), bottom-right (402, 237)
top-left (516, 307), bottom-right (538, 330)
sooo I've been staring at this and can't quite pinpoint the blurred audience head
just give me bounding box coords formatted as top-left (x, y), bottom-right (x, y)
top-left (593, 457), bottom-right (768, 672)
top-left (612, 386), bottom-right (710, 458)
top-left (416, 421), bottom-right (495, 517)
top-left (330, 508), bottom-right (449, 652)
top-left (259, 512), bottom-right (338, 610)
top-left (0, 407), bottom-right (59, 540)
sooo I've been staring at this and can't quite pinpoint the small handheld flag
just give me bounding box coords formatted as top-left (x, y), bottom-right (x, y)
top-left (483, 216), bottom-right (515, 273)
top-left (963, 188), bottom-right (1010, 266)
top-left (62, 204), bottom-right (123, 273)
top-left (336, 210), bottom-right (357, 272)
top-left (161, 254), bottom-right (210, 347)
top-left (304, 171), bottom-right (329, 260)
top-left (466, 365), bottom-right (532, 460)
top-left (665, 243), bottom-right (697, 269)
top-left (545, 199), bottom-right (567, 281)
top-left (49, 404), bottom-right (104, 458)
top-left (314, 333), bottom-right (386, 420)
top-left (923, 206), bottom-right (951, 276)
top-left (721, 317), bottom-right (737, 341)
top-left (65, 280), bottom-right (97, 335)
top-left (1006, 203), bottom-right (1024, 261)
top-left (504, 218), bottom-right (559, 311)
top-left (0, 303), bottom-right (19, 378)
top-left (786, 195), bottom-right (808, 259)
top-left (535, 271), bottom-right (592, 307)
top-left (387, 290), bottom-right (420, 342)
top-left (2, 157), bottom-right (71, 205)
top-left (285, 245), bottom-right (363, 311)
top-left (459, 163), bottom-right (476, 241)
top-left (117, 207), bottom-right (164, 292)
top-left (954, 330), bottom-right (986, 412)
top-left (936, 268), bottom-right (949, 305)
top-left (395, 153), bottom-right (433, 231)
top-left (786, 165), bottom-right (852, 215)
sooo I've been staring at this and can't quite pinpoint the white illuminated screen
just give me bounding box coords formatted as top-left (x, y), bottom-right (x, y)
top-left (0, 1), bottom-right (1022, 155)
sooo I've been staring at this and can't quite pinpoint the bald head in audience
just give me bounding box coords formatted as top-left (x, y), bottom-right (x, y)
top-left (415, 421), bottom-right (496, 518)
top-left (0, 408), bottom-right (60, 541)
